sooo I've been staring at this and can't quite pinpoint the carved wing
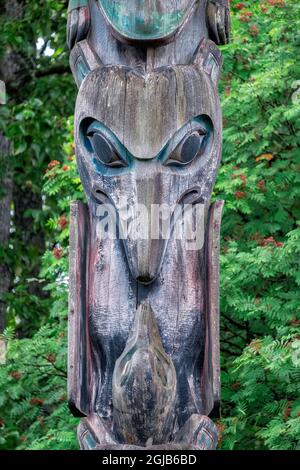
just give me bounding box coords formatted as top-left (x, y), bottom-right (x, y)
top-left (201, 200), bottom-right (224, 417)
top-left (207, 0), bottom-right (231, 45)
top-left (67, 0), bottom-right (91, 50)
top-left (68, 201), bottom-right (92, 417)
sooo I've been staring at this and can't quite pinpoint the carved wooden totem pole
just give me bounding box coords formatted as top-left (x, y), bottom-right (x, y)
top-left (67, 0), bottom-right (230, 450)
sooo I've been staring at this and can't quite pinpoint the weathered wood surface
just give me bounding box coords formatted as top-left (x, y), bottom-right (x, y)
top-left (112, 302), bottom-right (177, 446)
top-left (69, 199), bottom-right (223, 447)
top-left (98, 0), bottom-right (198, 44)
top-left (67, 1), bottom-right (90, 50)
top-left (78, 413), bottom-right (218, 450)
top-left (68, 1), bottom-right (230, 78)
top-left (201, 200), bottom-right (224, 416)
top-left (67, 0), bottom-right (230, 450)
top-left (74, 41), bottom-right (221, 161)
top-left (68, 201), bottom-right (91, 417)
top-left (207, 0), bottom-right (230, 45)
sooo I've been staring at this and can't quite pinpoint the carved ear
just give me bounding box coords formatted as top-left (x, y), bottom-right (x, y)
top-left (207, 0), bottom-right (231, 45)
top-left (70, 40), bottom-right (102, 88)
top-left (67, 0), bottom-right (91, 50)
top-left (192, 39), bottom-right (223, 86)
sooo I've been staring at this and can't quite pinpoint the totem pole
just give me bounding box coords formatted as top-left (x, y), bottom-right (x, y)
top-left (67, 0), bottom-right (230, 450)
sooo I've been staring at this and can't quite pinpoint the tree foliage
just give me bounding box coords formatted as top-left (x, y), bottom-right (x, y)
top-left (217, 0), bottom-right (300, 450)
top-left (0, 0), bottom-right (74, 334)
top-left (0, 0), bottom-right (299, 450)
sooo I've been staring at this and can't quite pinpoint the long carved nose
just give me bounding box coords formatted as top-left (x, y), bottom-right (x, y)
top-left (126, 220), bottom-right (169, 285)
top-left (120, 182), bottom-right (203, 284)
top-left (91, 179), bottom-right (168, 284)
top-left (120, 178), bottom-right (172, 285)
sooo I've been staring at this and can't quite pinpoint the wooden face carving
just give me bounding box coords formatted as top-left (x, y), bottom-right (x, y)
top-left (75, 63), bottom-right (222, 283)
top-left (98, 0), bottom-right (199, 43)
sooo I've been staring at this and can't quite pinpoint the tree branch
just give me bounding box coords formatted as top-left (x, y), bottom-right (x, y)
top-left (221, 347), bottom-right (241, 357)
top-left (36, 64), bottom-right (70, 78)
top-left (222, 337), bottom-right (243, 352)
top-left (222, 313), bottom-right (247, 331)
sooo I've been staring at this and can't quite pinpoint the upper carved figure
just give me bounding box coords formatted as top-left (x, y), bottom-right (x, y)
top-left (67, 0), bottom-right (230, 50)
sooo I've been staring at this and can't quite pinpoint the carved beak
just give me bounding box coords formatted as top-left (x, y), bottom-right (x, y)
top-left (120, 184), bottom-right (203, 285)
top-left (120, 180), bottom-right (170, 285)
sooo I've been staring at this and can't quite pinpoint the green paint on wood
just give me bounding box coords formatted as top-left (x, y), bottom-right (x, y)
top-left (99, 0), bottom-right (195, 41)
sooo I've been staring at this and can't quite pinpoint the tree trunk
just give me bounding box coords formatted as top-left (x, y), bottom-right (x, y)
top-left (13, 185), bottom-right (46, 297)
top-left (0, 133), bottom-right (12, 332)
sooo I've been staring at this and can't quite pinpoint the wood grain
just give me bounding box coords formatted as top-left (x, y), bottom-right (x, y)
top-left (68, 201), bottom-right (91, 417)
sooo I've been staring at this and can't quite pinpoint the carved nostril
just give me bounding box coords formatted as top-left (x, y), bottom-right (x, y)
top-left (136, 276), bottom-right (155, 285)
top-left (179, 188), bottom-right (203, 205)
top-left (92, 185), bottom-right (110, 204)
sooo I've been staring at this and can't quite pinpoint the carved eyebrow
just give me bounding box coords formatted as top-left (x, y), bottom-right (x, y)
top-left (87, 121), bottom-right (124, 150)
top-left (82, 119), bottom-right (131, 162)
top-left (81, 117), bottom-right (211, 164)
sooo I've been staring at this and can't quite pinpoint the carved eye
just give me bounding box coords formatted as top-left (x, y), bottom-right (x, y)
top-left (87, 130), bottom-right (127, 168)
top-left (165, 130), bottom-right (207, 166)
